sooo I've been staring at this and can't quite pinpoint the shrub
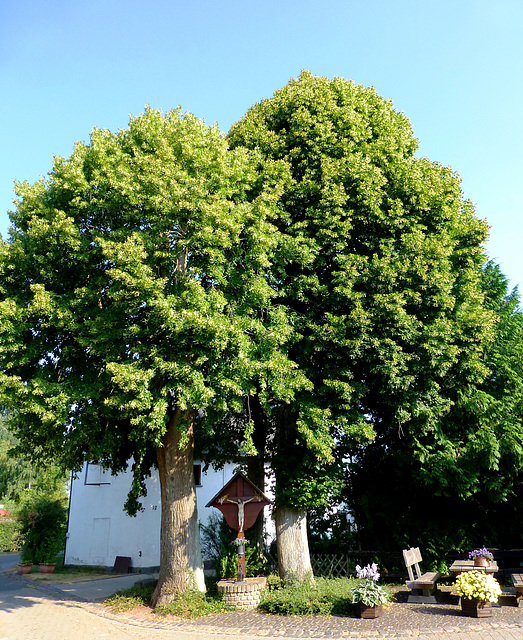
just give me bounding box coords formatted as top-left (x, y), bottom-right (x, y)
top-left (200, 512), bottom-right (223, 562)
top-left (259, 576), bottom-right (358, 616)
top-left (217, 543), bottom-right (271, 580)
top-left (18, 496), bottom-right (67, 564)
top-left (0, 519), bottom-right (21, 552)
top-left (201, 512), bottom-right (271, 579)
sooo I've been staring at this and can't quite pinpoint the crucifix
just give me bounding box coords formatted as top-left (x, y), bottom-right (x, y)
top-left (217, 494), bottom-right (258, 533)
top-left (206, 472), bottom-right (271, 582)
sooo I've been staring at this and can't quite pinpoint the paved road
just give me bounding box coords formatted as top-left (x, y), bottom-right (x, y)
top-left (2, 554), bottom-right (523, 639)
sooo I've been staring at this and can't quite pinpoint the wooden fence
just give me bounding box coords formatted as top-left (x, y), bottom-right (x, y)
top-left (310, 554), bottom-right (354, 577)
top-left (310, 551), bottom-right (406, 578)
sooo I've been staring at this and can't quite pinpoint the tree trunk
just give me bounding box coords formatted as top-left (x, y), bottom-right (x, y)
top-left (151, 408), bottom-right (205, 607)
top-left (275, 505), bottom-right (314, 583)
top-left (273, 403), bottom-right (314, 583)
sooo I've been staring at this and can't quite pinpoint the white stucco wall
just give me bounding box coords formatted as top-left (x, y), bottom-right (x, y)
top-left (64, 461), bottom-right (240, 569)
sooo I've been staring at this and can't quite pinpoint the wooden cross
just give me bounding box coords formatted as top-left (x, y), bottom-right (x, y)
top-left (206, 472), bottom-right (271, 582)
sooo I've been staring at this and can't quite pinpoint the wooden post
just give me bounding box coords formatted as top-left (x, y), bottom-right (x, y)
top-left (237, 530), bottom-right (246, 582)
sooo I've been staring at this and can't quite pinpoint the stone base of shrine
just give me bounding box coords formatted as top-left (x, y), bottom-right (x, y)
top-left (217, 577), bottom-right (267, 610)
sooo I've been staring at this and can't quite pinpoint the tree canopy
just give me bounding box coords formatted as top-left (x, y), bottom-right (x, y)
top-left (0, 107), bottom-right (302, 602)
top-left (1, 72), bottom-right (515, 587)
top-left (227, 71), bottom-right (495, 511)
top-left (346, 261), bottom-right (523, 554)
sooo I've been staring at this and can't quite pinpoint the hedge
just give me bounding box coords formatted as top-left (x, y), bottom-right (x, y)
top-left (0, 519), bottom-right (21, 552)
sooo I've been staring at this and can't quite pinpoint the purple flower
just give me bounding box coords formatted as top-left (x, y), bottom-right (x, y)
top-left (468, 546), bottom-right (493, 561)
top-left (355, 563), bottom-right (380, 581)
top-left (231, 538), bottom-right (249, 546)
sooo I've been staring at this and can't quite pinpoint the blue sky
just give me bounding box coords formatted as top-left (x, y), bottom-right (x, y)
top-left (2, 0), bottom-right (522, 291)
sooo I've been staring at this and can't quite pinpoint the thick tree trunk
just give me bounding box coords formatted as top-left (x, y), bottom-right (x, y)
top-left (275, 505), bottom-right (314, 582)
top-left (151, 408), bottom-right (205, 607)
top-left (273, 404), bottom-right (314, 583)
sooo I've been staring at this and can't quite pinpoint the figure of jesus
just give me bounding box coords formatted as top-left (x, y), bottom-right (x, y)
top-left (217, 493), bottom-right (261, 532)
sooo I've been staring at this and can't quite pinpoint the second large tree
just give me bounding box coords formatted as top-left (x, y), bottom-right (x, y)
top-left (228, 71), bottom-right (494, 577)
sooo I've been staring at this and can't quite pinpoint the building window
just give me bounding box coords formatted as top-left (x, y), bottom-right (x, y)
top-left (193, 464), bottom-right (202, 487)
top-left (85, 463), bottom-right (112, 485)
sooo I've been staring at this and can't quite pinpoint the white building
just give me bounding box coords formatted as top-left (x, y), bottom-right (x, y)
top-left (64, 460), bottom-right (249, 570)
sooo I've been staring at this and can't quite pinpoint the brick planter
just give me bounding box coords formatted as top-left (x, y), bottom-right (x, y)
top-left (217, 577), bottom-right (267, 610)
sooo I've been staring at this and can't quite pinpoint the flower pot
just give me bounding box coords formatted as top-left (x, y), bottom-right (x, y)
top-left (461, 598), bottom-right (492, 618)
top-left (236, 543), bottom-right (245, 556)
top-left (39, 563), bottom-right (56, 574)
top-left (474, 556), bottom-right (490, 568)
top-left (355, 602), bottom-right (383, 619)
top-left (17, 563), bottom-right (32, 575)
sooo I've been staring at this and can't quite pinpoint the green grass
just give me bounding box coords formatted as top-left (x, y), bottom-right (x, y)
top-left (104, 582), bottom-right (156, 613)
top-left (155, 589), bottom-right (233, 618)
top-left (104, 576), bottom-right (233, 618)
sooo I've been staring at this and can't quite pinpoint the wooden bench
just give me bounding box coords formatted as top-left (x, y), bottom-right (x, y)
top-left (403, 547), bottom-right (441, 604)
top-left (511, 573), bottom-right (523, 606)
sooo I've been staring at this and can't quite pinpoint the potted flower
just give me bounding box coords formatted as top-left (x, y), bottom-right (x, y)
top-left (351, 563), bottom-right (390, 619)
top-left (469, 546), bottom-right (494, 568)
top-left (230, 537), bottom-right (249, 555)
top-left (454, 570), bottom-right (502, 618)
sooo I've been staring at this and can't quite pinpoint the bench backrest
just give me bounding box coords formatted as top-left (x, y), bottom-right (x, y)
top-left (403, 547), bottom-right (423, 582)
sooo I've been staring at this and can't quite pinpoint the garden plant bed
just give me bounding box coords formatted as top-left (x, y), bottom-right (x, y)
top-left (100, 584), bottom-right (523, 637)
top-left (97, 579), bottom-right (522, 630)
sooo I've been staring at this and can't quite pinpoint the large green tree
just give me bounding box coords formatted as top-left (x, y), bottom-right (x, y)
top-left (0, 107), bottom-right (300, 605)
top-left (227, 71), bottom-right (495, 576)
top-left (346, 261), bottom-right (523, 554)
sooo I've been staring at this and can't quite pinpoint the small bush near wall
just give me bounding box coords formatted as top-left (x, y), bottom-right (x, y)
top-left (18, 497), bottom-right (67, 563)
top-left (0, 519), bottom-right (21, 552)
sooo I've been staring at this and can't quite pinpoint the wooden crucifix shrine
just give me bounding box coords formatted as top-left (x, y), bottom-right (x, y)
top-left (206, 472), bottom-right (271, 582)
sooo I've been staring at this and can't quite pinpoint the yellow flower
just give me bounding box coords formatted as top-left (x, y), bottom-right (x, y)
top-left (454, 571), bottom-right (502, 603)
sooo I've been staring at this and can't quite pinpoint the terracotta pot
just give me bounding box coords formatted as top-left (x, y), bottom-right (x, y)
top-left (474, 556), bottom-right (490, 567)
top-left (39, 563), bottom-right (56, 574)
top-left (355, 602), bottom-right (383, 619)
top-left (17, 563), bottom-right (32, 575)
top-left (461, 598), bottom-right (492, 618)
